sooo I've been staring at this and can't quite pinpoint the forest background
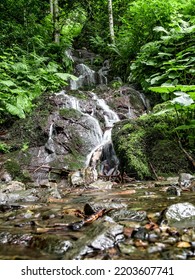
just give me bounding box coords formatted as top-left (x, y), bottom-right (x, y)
top-left (0, 0), bottom-right (195, 157)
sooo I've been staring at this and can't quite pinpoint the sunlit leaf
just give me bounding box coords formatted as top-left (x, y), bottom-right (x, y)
top-left (55, 73), bottom-right (78, 81)
top-left (0, 80), bottom-right (17, 87)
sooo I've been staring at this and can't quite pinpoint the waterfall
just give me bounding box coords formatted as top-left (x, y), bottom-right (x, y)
top-left (55, 90), bottom-right (103, 149)
top-left (86, 93), bottom-right (120, 176)
top-left (54, 90), bottom-right (120, 177)
top-left (70, 64), bottom-right (96, 90)
top-left (70, 63), bottom-right (109, 90)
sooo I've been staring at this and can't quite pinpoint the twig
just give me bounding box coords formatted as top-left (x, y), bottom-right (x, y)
top-left (149, 161), bottom-right (159, 180)
top-left (177, 138), bottom-right (195, 169)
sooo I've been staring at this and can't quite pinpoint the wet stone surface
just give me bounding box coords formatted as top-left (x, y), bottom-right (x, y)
top-left (0, 179), bottom-right (195, 260)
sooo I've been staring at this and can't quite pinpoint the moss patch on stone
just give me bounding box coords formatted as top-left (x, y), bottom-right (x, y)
top-left (112, 113), bottom-right (193, 179)
top-left (59, 108), bottom-right (82, 119)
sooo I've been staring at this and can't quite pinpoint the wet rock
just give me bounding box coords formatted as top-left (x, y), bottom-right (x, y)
top-left (0, 181), bottom-right (25, 192)
top-left (118, 242), bottom-right (137, 255)
top-left (47, 183), bottom-right (61, 199)
top-left (29, 235), bottom-right (73, 256)
top-left (110, 209), bottom-right (147, 222)
top-left (164, 202), bottom-right (195, 227)
top-left (0, 170), bottom-right (12, 182)
top-left (64, 220), bottom-right (124, 259)
top-left (147, 243), bottom-right (166, 254)
top-left (131, 227), bottom-right (149, 240)
top-left (69, 167), bottom-right (98, 187)
top-left (89, 179), bottom-right (113, 190)
top-left (0, 204), bottom-right (22, 212)
top-left (148, 232), bottom-right (160, 242)
top-left (69, 170), bottom-right (85, 187)
top-left (178, 173), bottom-right (195, 190)
top-left (162, 248), bottom-right (189, 260)
top-left (0, 186), bottom-right (39, 204)
top-left (0, 232), bottom-right (32, 246)
top-left (166, 186), bottom-right (181, 196)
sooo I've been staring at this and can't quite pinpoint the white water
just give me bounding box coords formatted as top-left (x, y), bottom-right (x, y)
top-left (70, 64), bottom-right (96, 90)
top-left (55, 90), bottom-right (103, 147)
top-left (85, 93), bottom-right (120, 168)
top-left (54, 90), bottom-right (120, 169)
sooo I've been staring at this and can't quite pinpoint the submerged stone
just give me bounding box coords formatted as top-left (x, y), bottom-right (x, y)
top-left (165, 202), bottom-right (195, 227)
top-left (110, 209), bottom-right (147, 222)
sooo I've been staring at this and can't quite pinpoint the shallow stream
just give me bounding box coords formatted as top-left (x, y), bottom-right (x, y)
top-left (0, 179), bottom-right (195, 260)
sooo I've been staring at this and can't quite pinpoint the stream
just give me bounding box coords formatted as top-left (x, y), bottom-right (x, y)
top-left (1, 174), bottom-right (195, 260)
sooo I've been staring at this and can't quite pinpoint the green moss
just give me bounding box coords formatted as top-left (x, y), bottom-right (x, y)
top-left (116, 129), bottom-right (151, 179)
top-left (4, 159), bottom-right (21, 178)
top-left (59, 108), bottom-right (82, 119)
top-left (69, 90), bottom-right (88, 100)
top-left (113, 112), bottom-right (193, 179)
top-left (3, 151), bottom-right (32, 182)
top-left (150, 139), bottom-right (190, 176)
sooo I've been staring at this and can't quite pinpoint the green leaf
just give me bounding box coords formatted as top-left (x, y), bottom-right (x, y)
top-left (171, 92), bottom-right (194, 106)
top-left (5, 103), bottom-right (25, 118)
top-left (0, 80), bottom-right (17, 87)
top-left (149, 86), bottom-right (175, 93)
top-left (153, 26), bottom-right (169, 34)
top-left (55, 73), bottom-right (77, 81)
top-left (175, 123), bottom-right (195, 131)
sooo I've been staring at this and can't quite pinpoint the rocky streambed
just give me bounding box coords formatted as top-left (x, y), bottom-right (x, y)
top-left (0, 174), bottom-right (195, 260)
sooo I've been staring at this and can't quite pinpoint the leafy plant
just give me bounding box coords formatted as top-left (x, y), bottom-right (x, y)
top-left (150, 85), bottom-right (195, 151)
top-left (0, 47), bottom-right (76, 119)
top-left (129, 20), bottom-right (195, 91)
top-left (0, 142), bottom-right (10, 153)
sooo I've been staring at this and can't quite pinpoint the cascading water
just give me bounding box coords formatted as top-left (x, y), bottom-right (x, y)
top-left (55, 90), bottom-right (103, 147)
top-left (53, 90), bottom-right (120, 178)
top-left (70, 64), bottom-right (96, 90)
top-left (85, 93), bottom-right (120, 177)
top-left (70, 62), bottom-right (109, 90)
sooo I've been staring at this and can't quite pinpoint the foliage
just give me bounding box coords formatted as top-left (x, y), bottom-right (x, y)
top-left (149, 85), bottom-right (195, 151)
top-left (108, 0), bottom-right (180, 79)
top-left (129, 20), bottom-right (195, 91)
top-left (0, 47), bottom-right (76, 119)
top-left (0, 1), bottom-right (86, 120)
top-left (0, 142), bottom-right (10, 153)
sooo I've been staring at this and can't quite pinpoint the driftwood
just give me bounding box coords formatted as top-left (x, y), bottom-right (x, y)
top-left (35, 204), bottom-right (114, 233)
top-left (24, 164), bottom-right (72, 177)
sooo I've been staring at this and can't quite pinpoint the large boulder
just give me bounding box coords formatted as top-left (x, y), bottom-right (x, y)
top-left (112, 113), bottom-right (194, 179)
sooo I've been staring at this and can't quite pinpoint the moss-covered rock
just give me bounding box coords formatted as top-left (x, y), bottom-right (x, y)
top-left (112, 113), bottom-right (193, 179)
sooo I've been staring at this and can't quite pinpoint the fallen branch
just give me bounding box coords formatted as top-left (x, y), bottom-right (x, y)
top-left (177, 138), bottom-right (195, 169)
top-left (149, 162), bottom-right (159, 180)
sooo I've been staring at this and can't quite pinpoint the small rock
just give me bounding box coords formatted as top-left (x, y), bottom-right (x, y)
top-left (118, 243), bottom-right (136, 254)
top-left (166, 186), bottom-right (180, 196)
top-left (176, 241), bottom-right (191, 248)
top-left (69, 170), bottom-right (85, 187)
top-left (89, 179), bottom-right (113, 189)
top-left (178, 173), bottom-right (195, 189)
top-left (0, 171), bottom-right (12, 182)
top-left (0, 180), bottom-right (25, 193)
top-left (165, 202), bottom-right (195, 226)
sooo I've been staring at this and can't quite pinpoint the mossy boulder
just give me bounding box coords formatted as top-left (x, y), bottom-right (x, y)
top-left (112, 113), bottom-right (193, 179)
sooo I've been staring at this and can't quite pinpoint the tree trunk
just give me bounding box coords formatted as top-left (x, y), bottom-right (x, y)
top-left (50, 0), bottom-right (60, 44)
top-left (108, 0), bottom-right (115, 44)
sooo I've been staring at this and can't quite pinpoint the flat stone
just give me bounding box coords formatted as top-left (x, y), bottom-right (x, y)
top-left (89, 179), bottom-right (113, 189)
